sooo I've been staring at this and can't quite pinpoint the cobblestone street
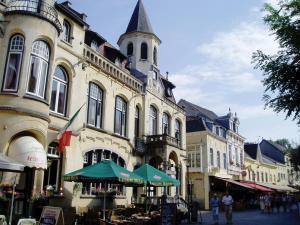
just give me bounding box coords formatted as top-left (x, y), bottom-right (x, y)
top-left (187, 207), bottom-right (300, 225)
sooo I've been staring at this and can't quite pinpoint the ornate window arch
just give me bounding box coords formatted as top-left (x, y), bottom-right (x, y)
top-left (50, 66), bottom-right (68, 115)
top-left (27, 40), bottom-right (50, 98)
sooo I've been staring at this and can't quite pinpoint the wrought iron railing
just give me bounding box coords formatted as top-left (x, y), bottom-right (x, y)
top-left (146, 134), bottom-right (182, 149)
top-left (5, 0), bottom-right (62, 32)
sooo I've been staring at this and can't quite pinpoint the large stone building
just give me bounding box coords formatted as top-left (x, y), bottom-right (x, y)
top-left (178, 99), bottom-right (245, 209)
top-left (0, 0), bottom-right (186, 217)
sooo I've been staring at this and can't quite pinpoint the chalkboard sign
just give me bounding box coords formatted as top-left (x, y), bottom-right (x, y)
top-left (39, 207), bottom-right (64, 225)
top-left (161, 203), bottom-right (177, 225)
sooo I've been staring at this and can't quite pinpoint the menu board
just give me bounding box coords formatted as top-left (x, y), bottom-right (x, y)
top-left (161, 203), bottom-right (177, 225)
top-left (39, 206), bottom-right (64, 225)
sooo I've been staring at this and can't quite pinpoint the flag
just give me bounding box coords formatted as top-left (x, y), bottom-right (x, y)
top-left (58, 104), bottom-right (85, 152)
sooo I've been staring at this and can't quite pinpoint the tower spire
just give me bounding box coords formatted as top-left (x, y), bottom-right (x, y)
top-left (125, 0), bottom-right (154, 34)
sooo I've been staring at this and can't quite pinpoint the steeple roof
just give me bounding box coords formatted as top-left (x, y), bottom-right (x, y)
top-left (126, 0), bottom-right (154, 34)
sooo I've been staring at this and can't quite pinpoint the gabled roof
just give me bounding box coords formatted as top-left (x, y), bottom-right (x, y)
top-left (186, 118), bottom-right (207, 133)
top-left (244, 143), bottom-right (258, 160)
top-left (125, 0), bottom-right (154, 34)
top-left (259, 139), bottom-right (285, 164)
top-left (178, 99), bottom-right (218, 121)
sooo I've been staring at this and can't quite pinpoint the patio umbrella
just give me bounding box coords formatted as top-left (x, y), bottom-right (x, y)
top-left (133, 164), bottom-right (180, 212)
top-left (64, 160), bottom-right (144, 220)
top-left (133, 164), bottom-right (180, 187)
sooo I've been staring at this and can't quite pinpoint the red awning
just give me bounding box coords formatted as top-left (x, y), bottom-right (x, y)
top-left (240, 181), bottom-right (273, 192)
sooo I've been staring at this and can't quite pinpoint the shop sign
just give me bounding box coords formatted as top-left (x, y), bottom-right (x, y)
top-left (161, 203), bottom-right (176, 225)
top-left (39, 206), bottom-right (64, 225)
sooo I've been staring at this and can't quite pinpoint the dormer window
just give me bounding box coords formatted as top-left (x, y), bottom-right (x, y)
top-left (91, 40), bottom-right (98, 51)
top-left (127, 42), bottom-right (133, 56)
top-left (62, 20), bottom-right (72, 43)
top-left (141, 42), bottom-right (148, 60)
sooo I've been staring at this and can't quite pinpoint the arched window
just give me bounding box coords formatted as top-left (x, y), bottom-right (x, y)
top-left (62, 20), bottom-right (71, 43)
top-left (114, 96), bottom-right (127, 136)
top-left (27, 40), bottom-right (50, 98)
top-left (162, 113), bottom-right (170, 135)
top-left (127, 42), bottom-right (133, 56)
top-left (2, 34), bottom-right (24, 92)
top-left (153, 46), bottom-right (157, 65)
top-left (43, 142), bottom-right (62, 192)
top-left (175, 119), bottom-right (181, 141)
top-left (217, 151), bottom-right (221, 168)
top-left (149, 105), bottom-right (157, 135)
top-left (210, 148), bottom-right (214, 166)
top-left (141, 42), bottom-right (148, 60)
top-left (135, 106), bottom-right (140, 137)
top-left (50, 66), bottom-right (68, 115)
top-left (87, 83), bottom-right (103, 129)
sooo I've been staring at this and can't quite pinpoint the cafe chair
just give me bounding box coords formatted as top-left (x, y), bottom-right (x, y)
top-left (0, 215), bottom-right (7, 225)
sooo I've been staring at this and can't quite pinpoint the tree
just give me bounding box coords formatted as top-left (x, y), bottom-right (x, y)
top-left (253, 0), bottom-right (300, 124)
top-left (289, 145), bottom-right (300, 172)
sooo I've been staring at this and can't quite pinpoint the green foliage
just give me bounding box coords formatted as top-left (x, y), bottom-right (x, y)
top-left (289, 145), bottom-right (300, 171)
top-left (253, 0), bottom-right (300, 124)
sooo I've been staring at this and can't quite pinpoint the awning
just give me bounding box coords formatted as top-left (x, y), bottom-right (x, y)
top-left (8, 136), bottom-right (47, 170)
top-left (217, 177), bottom-right (255, 190)
top-left (240, 181), bottom-right (273, 192)
top-left (0, 154), bottom-right (25, 172)
top-left (257, 182), bottom-right (299, 192)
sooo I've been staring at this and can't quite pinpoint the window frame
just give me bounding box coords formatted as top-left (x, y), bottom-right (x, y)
top-left (62, 19), bottom-right (72, 43)
top-left (50, 65), bottom-right (69, 116)
top-left (87, 82), bottom-right (104, 129)
top-left (162, 112), bottom-right (170, 135)
top-left (210, 148), bottom-right (214, 166)
top-left (217, 151), bottom-right (221, 168)
top-left (153, 46), bottom-right (157, 65)
top-left (141, 42), bottom-right (148, 60)
top-left (26, 40), bottom-right (50, 99)
top-left (127, 42), bottom-right (133, 56)
top-left (175, 119), bottom-right (181, 141)
top-left (2, 34), bottom-right (25, 93)
top-left (149, 105), bottom-right (158, 135)
top-left (135, 106), bottom-right (140, 138)
top-left (114, 96), bottom-right (127, 137)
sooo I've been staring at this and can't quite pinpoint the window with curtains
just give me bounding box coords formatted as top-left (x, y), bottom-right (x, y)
top-left (175, 119), bottom-right (181, 141)
top-left (141, 42), bottom-right (148, 60)
top-left (149, 105), bottom-right (157, 135)
top-left (162, 113), bottom-right (170, 135)
top-left (114, 96), bottom-right (127, 136)
top-left (135, 106), bottom-right (140, 138)
top-left (87, 83), bottom-right (103, 129)
top-left (210, 148), bottom-right (214, 166)
top-left (82, 150), bottom-right (126, 196)
top-left (217, 151), bottom-right (221, 168)
top-left (50, 66), bottom-right (68, 115)
top-left (2, 34), bottom-right (24, 92)
top-left (153, 46), bottom-right (157, 65)
top-left (127, 42), bottom-right (133, 56)
top-left (43, 142), bottom-right (62, 192)
top-left (27, 40), bottom-right (50, 98)
top-left (62, 20), bottom-right (72, 43)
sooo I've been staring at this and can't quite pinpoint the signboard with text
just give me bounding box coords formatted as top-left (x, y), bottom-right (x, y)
top-left (39, 206), bottom-right (64, 225)
top-left (161, 203), bottom-right (177, 225)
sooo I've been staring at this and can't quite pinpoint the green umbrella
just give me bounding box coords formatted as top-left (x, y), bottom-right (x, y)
top-left (64, 160), bottom-right (144, 185)
top-left (64, 160), bottom-right (144, 220)
top-left (133, 164), bottom-right (180, 187)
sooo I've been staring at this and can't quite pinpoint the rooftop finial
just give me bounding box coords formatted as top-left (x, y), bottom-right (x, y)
top-left (166, 71), bottom-right (169, 80)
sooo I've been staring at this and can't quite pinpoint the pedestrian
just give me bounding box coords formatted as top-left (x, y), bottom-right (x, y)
top-left (222, 192), bottom-right (234, 225)
top-left (264, 194), bottom-right (271, 214)
top-left (210, 193), bottom-right (220, 225)
top-left (274, 194), bottom-right (281, 213)
top-left (259, 195), bottom-right (265, 213)
top-left (287, 194), bottom-right (293, 212)
top-left (282, 194), bottom-right (287, 212)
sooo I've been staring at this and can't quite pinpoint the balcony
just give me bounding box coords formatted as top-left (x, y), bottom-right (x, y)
top-left (5, 0), bottom-right (62, 32)
top-left (146, 134), bottom-right (182, 149)
top-left (134, 137), bottom-right (147, 155)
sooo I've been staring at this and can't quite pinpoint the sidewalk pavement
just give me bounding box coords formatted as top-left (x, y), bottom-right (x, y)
top-left (182, 206), bottom-right (299, 225)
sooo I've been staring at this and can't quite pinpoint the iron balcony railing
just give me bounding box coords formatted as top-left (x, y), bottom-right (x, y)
top-left (146, 134), bottom-right (182, 149)
top-left (5, 0), bottom-right (62, 32)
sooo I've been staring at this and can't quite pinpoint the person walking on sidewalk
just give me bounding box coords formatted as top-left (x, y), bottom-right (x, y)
top-left (222, 192), bottom-right (234, 225)
top-left (210, 193), bottom-right (220, 225)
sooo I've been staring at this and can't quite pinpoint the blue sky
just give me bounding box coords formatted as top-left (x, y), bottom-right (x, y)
top-left (69, 0), bottom-right (299, 143)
